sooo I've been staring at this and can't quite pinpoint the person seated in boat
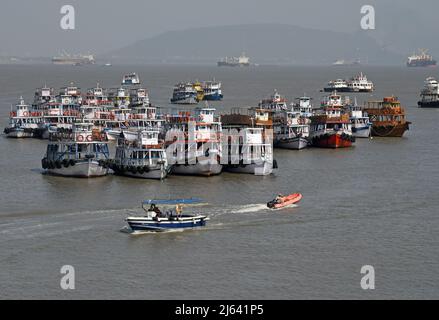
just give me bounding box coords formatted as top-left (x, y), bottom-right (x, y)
top-left (275, 194), bottom-right (284, 203)
top-left (148, 204), bottom-right (162, 217)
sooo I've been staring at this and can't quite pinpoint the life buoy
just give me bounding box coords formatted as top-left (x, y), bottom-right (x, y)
top-left (86, 135), bottom-right (93, 142)
top-left (77, 135), bottom-right (84, 142)
top-left (23, 111), bottom-right (29, 117)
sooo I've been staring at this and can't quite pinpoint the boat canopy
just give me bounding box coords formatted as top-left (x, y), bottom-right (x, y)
top-left (142, 198), bottom-right (203, 205)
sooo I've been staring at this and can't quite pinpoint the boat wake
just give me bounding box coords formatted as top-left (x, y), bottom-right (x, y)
top-left (234, 203), bottom-right (271, 213)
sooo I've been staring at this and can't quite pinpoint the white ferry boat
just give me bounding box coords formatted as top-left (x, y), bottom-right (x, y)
top-left (418, 77), bottom-right (439, 108)
top-left (170, 83), bottom-right (198, 104)
top-left (202, 80), bottom-right (223, 101)
top-left (111, 130), bottom-right (169, 180)
top-left (122, 73), bottom-right (141, 85)
top-left (109, 87), bottom-right (130, 108)
top-left (129, 88), bottom-right (149, 107)
top-left (346, 99), bottom-right (371, 138)
top-left (347, 72), bottom-right (374, 92)
top-left (33, 85), bottom-right (56, 107)
top-left (291, 96), bottom-right (314, 118)
top-left (274, 110), bottom-right (310, 150)
top-left (258, 90), bottom-right (288, 111)
top-left (166, 107), bottom-right (223, 176)
top-left (58, 84), bottom-right (83, 105)
top-left (41, 123), bottom-right (110, 177)
top-left (4, 97), bottom-right (42, 138)
top-left (221, 112), bottom-right (274, 175)
top-left (323, 79), bottom-right (350, 92)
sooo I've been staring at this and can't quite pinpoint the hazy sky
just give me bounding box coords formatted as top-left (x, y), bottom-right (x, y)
top-left (0, 0), bottom-right (437, 56)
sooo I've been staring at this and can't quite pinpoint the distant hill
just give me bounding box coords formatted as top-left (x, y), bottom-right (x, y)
top-left (105, 24), bottom-right (403, 65)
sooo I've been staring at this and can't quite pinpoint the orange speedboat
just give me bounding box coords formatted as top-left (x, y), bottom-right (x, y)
top-left (267, 193), bottom-right (302, 209)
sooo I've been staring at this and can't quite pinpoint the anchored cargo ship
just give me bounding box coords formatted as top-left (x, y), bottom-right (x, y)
top-left (407, 49), bottom-right (437, 67)
top-left (217, 53), bottom-right (250, 67)
top-left (52, 53), bottom-right (95, 66)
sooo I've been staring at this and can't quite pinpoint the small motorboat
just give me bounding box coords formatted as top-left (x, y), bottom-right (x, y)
top-left (267, 193), bottom-right (302, 209)
top-left (125, 198), bottom-right (209, 232)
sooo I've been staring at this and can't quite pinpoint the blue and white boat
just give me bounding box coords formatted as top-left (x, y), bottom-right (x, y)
top-left (170, 83), bottom-right (198, 104)
top-left (125, 198), bottom-right (209, 232)
top-left (347, 99), bottom-right (372, 138)
top-left (202, 80), bottom-right (223, 101)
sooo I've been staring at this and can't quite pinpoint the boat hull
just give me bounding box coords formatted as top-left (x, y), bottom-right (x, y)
top-left (323, 87), bottom-right (350, 92)
top-left (275, 137), bottom-right (309, 150)
top-left (418, 100), bottom-right (439, 108)
top-left (113, 166), bottom-right (168, 180)
top-left (203, 93), bottom-right (223, 101)
top-left (5, 129), bottom-right (33, 138)
top-left (170, 97), bottom-right (198, 104)
top-left (311, 133), bottom-right (354, 148)
top-left (352, 125), bottom-right (371, 138)
top-left (46, 160), bottom-right (108, 177)
top-left (371, 123), bottom-right (410, 137)
top-left (224, 161), bottom-right (274, 176)
top-left (171, 162), bottom-right (222, 176)
top-left (126, 216), bottom-right (208, 231)
top-left (267, 193), bottom-right (302, 209)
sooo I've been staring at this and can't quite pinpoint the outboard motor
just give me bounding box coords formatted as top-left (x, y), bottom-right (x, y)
top-left (267, 200), bottom-right (276, 208)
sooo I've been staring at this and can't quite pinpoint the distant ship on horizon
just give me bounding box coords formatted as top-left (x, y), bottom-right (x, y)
top-left (332, 58), bottom-right (361, 66)
top-left (407, 49), bottom-right (437, 67)
top-left (217, 53), bottom-right (250, 67)
top-left (52, 51), bottom-right (95, 66)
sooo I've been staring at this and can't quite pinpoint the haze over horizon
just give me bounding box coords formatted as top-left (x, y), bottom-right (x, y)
top-left (1, 0), bottom-right (438, 62)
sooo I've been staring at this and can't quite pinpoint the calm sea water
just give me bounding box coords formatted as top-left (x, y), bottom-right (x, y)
top-left (0, 64), bottom-right (438, 299)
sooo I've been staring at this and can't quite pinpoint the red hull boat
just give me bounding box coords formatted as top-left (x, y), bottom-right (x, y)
top-left (312, 133), bottom-right (353, 148)
top-left (267, 193), bottom-right (302, 209)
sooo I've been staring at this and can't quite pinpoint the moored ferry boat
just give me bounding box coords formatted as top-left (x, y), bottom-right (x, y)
top-left (347, 72), bottom-right (374, 92)
top-left (41, 123), bottom-right (110, 177)
top-left (274, 110), bottom-right (310, 150)
top-left (202, 80), bottom-right (223, 101)
top-left (4, 97), bottom-right (42, 138)
top-left (122, 73), bottom-right (141, 85)
top-left (309, 91), bottom-right (354, 148)
top-left (110, 130), bottom-right (169, 180)
top-left (418, 77), bottom-right (439, 108)
top-left (363, 96), bottom-right (411, 137)
top-left (170, 83), bottom-right (198, 104)
top-left (166, 107), bottom-right (222, 176)
top-left (129, 88), bottom-right (149, 107)
top-left (125, 198), bottom-right (209, 233)
top-left (33, 85), bottom-right (56, 106)
top-left (258, 90), bottom-right (288, 111)
top-left (221, 111), bottom-right (274, 175)
top-left (346, 99), bottom-right (371, 138)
